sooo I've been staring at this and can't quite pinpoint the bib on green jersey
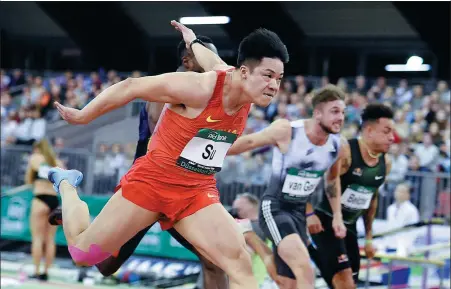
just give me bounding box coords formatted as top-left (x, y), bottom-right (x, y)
top-left (341, 184), bottom-right (374, 210)
top-left (315, 138), bottom-right (385, 224)
top-left (176, 128), bottom-right (237, 175)
top-left (282, 168), bottom-right (324, 198)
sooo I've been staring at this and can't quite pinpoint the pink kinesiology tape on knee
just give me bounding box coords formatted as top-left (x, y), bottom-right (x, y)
top-left (68, 244), bottom-right (111, 266)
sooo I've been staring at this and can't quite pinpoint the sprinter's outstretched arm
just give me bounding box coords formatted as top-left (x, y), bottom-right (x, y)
top-left (228, 119), bottom-right (292, 156)
top-left (55, 71), bottom-right (217, 125)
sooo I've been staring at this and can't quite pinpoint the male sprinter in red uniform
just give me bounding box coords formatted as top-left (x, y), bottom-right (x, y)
top-left (48, 21), bottom-right (288, 289)
top-left (96, 36), bottom-right (226, 289)
top-left (49, 33), bottom-right (227, 288)
top-left (49, 23), bottom-right (282, 288)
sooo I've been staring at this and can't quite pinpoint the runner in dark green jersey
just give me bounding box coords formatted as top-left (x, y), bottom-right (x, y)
top-left (307, 104), bottom-right (394, 289)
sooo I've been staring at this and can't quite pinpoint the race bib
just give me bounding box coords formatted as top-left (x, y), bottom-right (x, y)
top-left (37, 164), bottom-right (51, 179)
top-left (282, 168), bottom-right (324, 198)
top-left (176, 128), bottom-right (237, 175)
top-left (341, 184), bottom-right (374, 210)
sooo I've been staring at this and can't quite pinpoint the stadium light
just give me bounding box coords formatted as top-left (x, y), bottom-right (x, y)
top-left (406, 56), bottom-right (423, 69)
top-left (385, 55), bottom-right (431, 72)
top-left (179, 16), bottom-right (230, 25)
top-left (385, 64), bottom-right (431, 72)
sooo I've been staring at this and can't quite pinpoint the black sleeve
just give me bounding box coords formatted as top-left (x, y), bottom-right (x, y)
top-left (95, 226), bottom-right (151, 276)
top-left (133, 138), bottom-right (150, 163)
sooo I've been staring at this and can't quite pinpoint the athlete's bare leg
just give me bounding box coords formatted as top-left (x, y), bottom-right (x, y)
top-left (57, 180), bottom-right (159, 264)
top-left (276, 276), bottom-right (296, 289)
top-left (198, 255), bottom-right (228, 289)
top-left (277, 234), bottom-right (315, 289)
top-left (58, 181), bottom-right (90, 245)
top-left (174, 203), bottom-right (258, 289)
top-left (30, 199), bottom-right (50, 275)
top-left (332, 269), bottom-right (356, 289)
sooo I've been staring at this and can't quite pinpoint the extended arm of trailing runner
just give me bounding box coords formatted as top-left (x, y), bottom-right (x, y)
top-left (191, 42), bottom-right (230, 72)
top-left (171, 20), bottom-right (228, 72)
top-left (363, 156), bottom-right (392, 241)
top-left (227, 119), bottom-right (292, 155)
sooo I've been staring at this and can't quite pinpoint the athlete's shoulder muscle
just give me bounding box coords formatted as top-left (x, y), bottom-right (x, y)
top-left (290, 119), bottom-right (305, 128)
top-left (132, 71), bottom-right (217, 108)
top-left (273, 118), bottom-right (292, 134)
top-left (212, 64), bottom-right (235, 71)
top-left (271, 119), bottom-right (292, 153)
top-left (184, 71), bottom-right (218, 107)
top-left (339, 136), bottom-right (351, 175)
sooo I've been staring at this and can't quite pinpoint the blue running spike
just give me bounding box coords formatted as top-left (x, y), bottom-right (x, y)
top-left (48, 168), bottom-right (83, 194)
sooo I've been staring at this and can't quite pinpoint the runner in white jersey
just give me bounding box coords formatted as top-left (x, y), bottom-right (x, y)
top-left (228, 84), bottom-right (348, 289)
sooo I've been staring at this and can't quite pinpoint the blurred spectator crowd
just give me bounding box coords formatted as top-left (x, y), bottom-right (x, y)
top-left (1, 69), bottom-right (450, 197)
top-left (1, 69), bottom-right (142, 146)
top-left (220, 75), bottom-right (450, 187)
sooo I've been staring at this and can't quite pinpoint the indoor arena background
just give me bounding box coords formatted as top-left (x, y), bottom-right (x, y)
top-left (1, 1), bottom-right (450, 289)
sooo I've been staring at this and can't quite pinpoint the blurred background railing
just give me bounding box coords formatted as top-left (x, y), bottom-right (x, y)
top-left (2, 145), bottom-right (449, 222)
